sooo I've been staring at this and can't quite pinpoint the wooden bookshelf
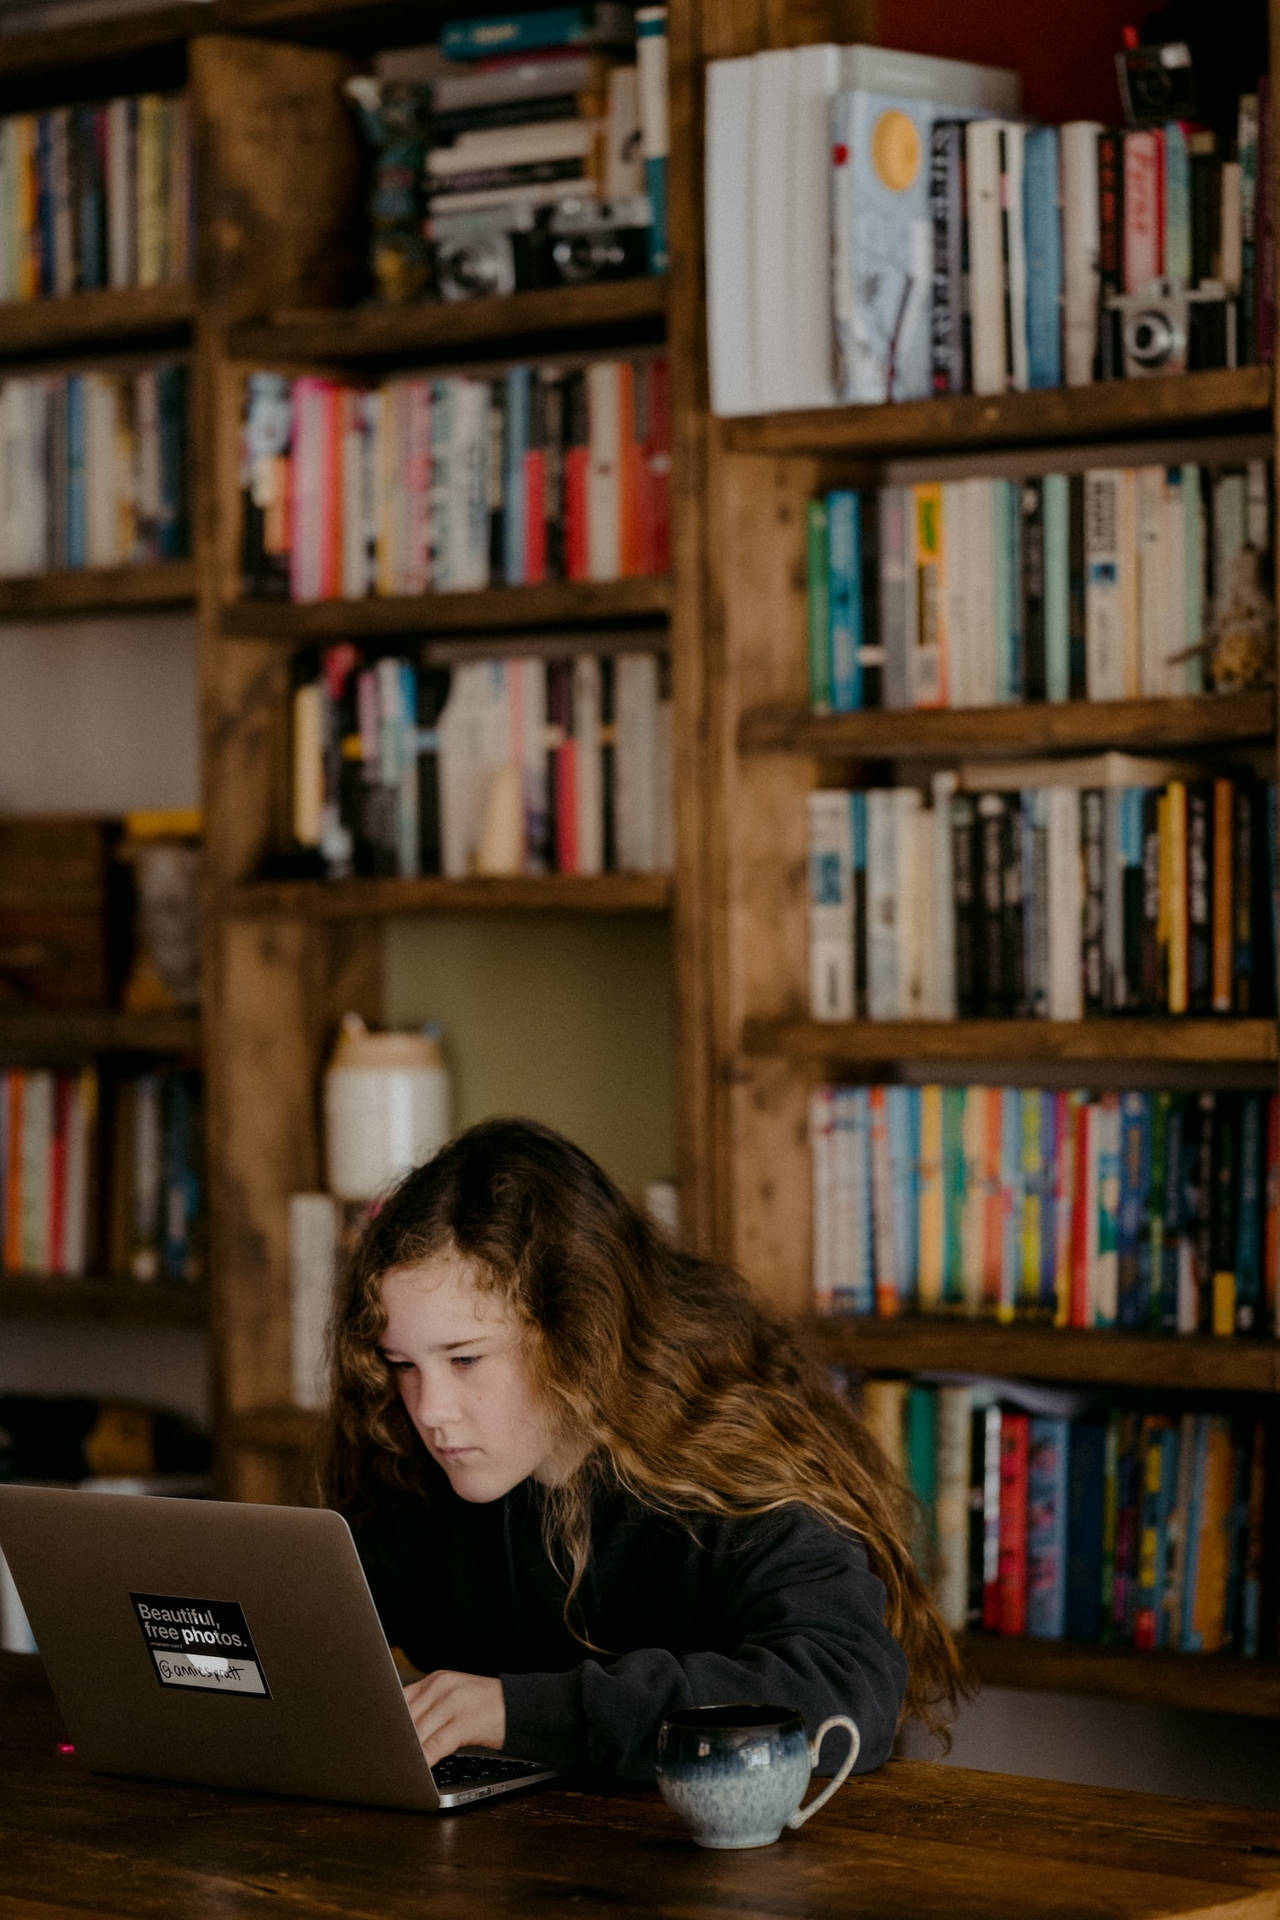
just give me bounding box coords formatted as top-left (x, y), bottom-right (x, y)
top-left (0, 1010), bottom-right (201, 1055)
top-left (809, 1317), bottom-right (1280, 1395)
top-left (0, 283), bottom-right (193, 358)
top-left (724, 366), bottom-right (1272, 459)
top-left (743, 1019), bottom-right (1280, 1067)
top-left (224, 873), bottom-right (674, 918)
top-left (227, 1404), bottom-right (322, 1454)
top-left (739, 693), bottom-right (1276, 759)
top-left (0, 1274), bottom-right (207, 1327)
top-left (229, 278), bottom-right (667, 363)
top-left (0, 562), bottom-right (196, 619)
top-left (960, 1638), bottom-right (1280, 1720)
top-left (219, 576), bottom-right (672, 639)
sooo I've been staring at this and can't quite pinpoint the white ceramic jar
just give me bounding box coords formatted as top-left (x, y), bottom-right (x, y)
top-left (323, 1013), bottom-right (452, 1202)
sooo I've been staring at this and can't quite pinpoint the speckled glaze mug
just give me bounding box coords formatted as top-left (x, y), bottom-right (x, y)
top-left (656, 1705), bottom-right (861, 1850)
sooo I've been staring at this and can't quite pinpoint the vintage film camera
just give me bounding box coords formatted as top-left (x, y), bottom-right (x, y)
top-left (546, 195), bottom-right (652, 284)
top-left (1103, 277), bottom-right (1238, 379)
top-left (429, 203), bottom-right (550, 301)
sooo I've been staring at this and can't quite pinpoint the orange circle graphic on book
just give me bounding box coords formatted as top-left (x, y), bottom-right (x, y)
top-left (871, 110), bottom-right (921, 193)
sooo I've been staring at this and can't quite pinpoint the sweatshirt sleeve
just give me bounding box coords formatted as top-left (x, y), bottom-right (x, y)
top-left (499, 1505), bottom-right (908, 1783)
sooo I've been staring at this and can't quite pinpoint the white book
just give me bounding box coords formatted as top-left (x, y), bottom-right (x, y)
top-left (438, 660), bottom-right (502, 878)
top-left (705, 55), bottom-right (758, 416)
top-left (1046, 785), bottom-right (1084, 1021)
top-left (427, 178), bottom-right (599, 212)
top-left (865, 789), bottom-right (900, 1020)
top-left (896, 789), bottom-right (926, 1019)
top-left (1000, 122), bottom-right (1029, 392)
top-left (807, 789), bottom-right (856, 1021)
top-left (517, 657), bottom-right (550, 873)
top-left (603, 65), bottom-right (644, 199)
top-left (941, 480), bottom-right (972, 707)
top-left (935, 1383), bottom-right (974, 1631)
top-left (428, 118), bottom-right (598, 174)
top-left (966, 477), bottom-right (998, 708)
top-left (288, 1191), bottom-right (339, 1411)
top-left (1182, 459), bottom-right (1205, 692)
top-left (85, 374), bottom-right (120, 568)
top-left (1084, 468), bottom-right (1124, 699)
top-left (844, 1087), bottom-right (874, 1314)
top-left (751, 48), bottom-right (797, 413)
top-left (965, 119), bottom-right (1006, 397)
top-left (450, 377), bottom-right (491, 592)
top-left (653, 676), bottom-right (674, 872)
top-left (1161, 466), bottom-right (1187, 697)
top-left (930, 769), bottom-right (958, 1020)
top-left (787, 43), bottom-right (841, 410)
top-left (587, 360), bottom-right (622, 581)
top-left (957, 749), bottom-right (1203, 791)
top-left (809, 1083), bottom-right (837, 1312)
top-left (614, 651), bottom-right (660, 872)
top-left (1135, 463), bottom-right (1167, 695)
top-left (573, 654), bottom-right (605, 876)
top-left (1117, 467), bottom-right (1140, 696)
top-left (1060, 121), bottom-right (1103, 387)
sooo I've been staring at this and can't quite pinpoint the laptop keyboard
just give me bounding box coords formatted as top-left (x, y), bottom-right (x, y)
top-left (432, 1753), bottom-right (545, 1789)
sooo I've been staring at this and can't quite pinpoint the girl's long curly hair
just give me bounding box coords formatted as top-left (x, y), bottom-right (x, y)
top-left (322, 1115), bottom-right (962, 1741)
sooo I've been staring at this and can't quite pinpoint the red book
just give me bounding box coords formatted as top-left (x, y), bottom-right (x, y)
top-left (997, 1409), bottom-right (1030, 1636)
top-left (1123, 128), bottom-right (1163, 291)
top-left (1069, 1100), bottom-right (1093, 1328)
top-left (644, 355), bottom-right (671, 576)
top-left (563, 369), bottom-right (590, 582)
top-left (1096, 129), bottom-right (1123, 376)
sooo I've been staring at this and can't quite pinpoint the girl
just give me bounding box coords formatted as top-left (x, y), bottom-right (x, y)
top-left (324, 1117), bottom-right (960, 1782)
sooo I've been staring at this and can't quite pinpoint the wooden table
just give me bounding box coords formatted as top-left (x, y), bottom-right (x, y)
top-left (2, 1653), bottom-right (1278, 1920)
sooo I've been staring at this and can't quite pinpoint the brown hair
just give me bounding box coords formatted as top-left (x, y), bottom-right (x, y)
top-left (322, 1116), bottom-right (962, 1741)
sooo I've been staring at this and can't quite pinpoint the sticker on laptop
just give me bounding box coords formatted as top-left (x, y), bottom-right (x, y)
top-left (130, 1593), bottom-right (271, 1698)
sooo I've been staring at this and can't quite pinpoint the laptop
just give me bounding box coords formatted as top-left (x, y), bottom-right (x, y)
top-left (0, 1483), bottom-right (558, 1811)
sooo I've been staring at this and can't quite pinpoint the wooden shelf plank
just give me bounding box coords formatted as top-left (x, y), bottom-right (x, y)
top-left (740, 693), bottom-right (1275, 759)
top-left (230, 278), bottom-right (667, 363)
top-left (0, 562), bottom-right (196, 620)
top-left (0, 1009), bottom-right (200, 1054)
top-left (225, 872), bottom-right (674, 919)
top-left (0, 1275), bottom-right (207, 1327)
top-left (0, 283), bottom-right (193, 358)
top-left (744, 1018), bottom-right (1279, 1066)
top-left (809, 1315), bottom-right (1280, 1393)
top-left (724, 367), bottom-right (1272, 459)
top-left (961, 1636), bottom-right (1280, 1719)
top-left (220, 576), bottom-right (671, 639)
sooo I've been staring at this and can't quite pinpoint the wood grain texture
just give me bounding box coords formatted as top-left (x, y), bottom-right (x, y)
top-left (743, 1019), bottom-right (1280, 1065)
top-left (219, 576), bottom-right (673, 637)
top-left (1, 1656), bottom-right (1278, 1920)
top-left (0, 1011), bottom-right (200, 1055)
top-left (223, 873), bottom-right (675, 918)
top-left (0, 564), bottom-right (195, 619)
top-left (0, 284), bottom-right (192, 358)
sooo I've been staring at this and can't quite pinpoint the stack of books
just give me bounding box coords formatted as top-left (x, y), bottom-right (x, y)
top-left (240, 356), bottom-right (669, 602)
top-left (706, 40), bottom-right (1272, 414)
top-left (0, 95), bottom-right (192, 300)
top-left (806, 760), bottom-right (1278, 1023)
top-left (811, 1081), bottom-right (1279, 1336)
top-left (0, 1066), bottom-right (202, 1286)
top-left (290, 641), bottom-right (673, 881)
top-left (804, 454), bottom-right (1272, 711)
top-left (375, 3), bottom-right (668, 298)
top-left (843, 1373), bottom-right (1269, 1656)
top-left (0, 362), bottom-right (189, 574)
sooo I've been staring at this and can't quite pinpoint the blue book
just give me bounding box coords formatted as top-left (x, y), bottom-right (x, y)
top-left (161, 1071), bottom-right (201, 1282)
top-left (850, 791), bottom-right (867, 1017)
top-left (157, 364), bottom-right (189, 558)
top-left (1038, 1090), bottom-right (1059, 1315)
top-left (887, 1085), bottom-right (918, 1309)
top-left (75, 104), bottom-right (104, 291)
top-left (502, 365), bottom-right (529, 586)
top-left (65, 374), bottom-right (87, 568)
top-left (1116, 1092), bottom-right (1151, 1328)
top-left (1156, 1094), bottom-right (1186, 1331)
top-left (827, 490), bottom-right (863, 711)
top-left (1135, 1419), bottom-right (1179, 1649)
top-left (1234, 1094), bottom-right (1264, 1333)
top-left (1042, 473), bottom-right (1070, 703)
top-left (1065, 1421), bottom-right (1107, 1640)
top-left (1000, 1088), bottom-right (1022, 1320)
top-left (1163, 120), bottom-right (1192, 285)
top-left (1119, 787), bottom-right (1145, 1011)
top-left (1027, 1415), bottom-right (1070, 1638)
top-left (941, 1084), bottom-right (967, 1305)
top-left (440, 6), bottom-right (635, 58)
top-left (992, 478), bottom-right (1018, 702)
top-left (1022, 126), bottom-right (1062, 389)
top-left (1178, 1416), bottom-right (1209, 1651)
top-left (906, 1385), bottom-right (938, 1572)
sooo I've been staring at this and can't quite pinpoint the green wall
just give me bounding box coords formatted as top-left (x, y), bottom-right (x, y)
top-left (383, 912), bottom-right (676, 1200)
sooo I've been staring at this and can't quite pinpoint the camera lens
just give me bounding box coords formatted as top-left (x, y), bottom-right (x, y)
top-left (1126, 308), bottom-right (1174, 367)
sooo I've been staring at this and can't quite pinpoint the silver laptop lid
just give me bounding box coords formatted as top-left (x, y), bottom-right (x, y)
top-left (0, 1485), bottom-right (444, 1811)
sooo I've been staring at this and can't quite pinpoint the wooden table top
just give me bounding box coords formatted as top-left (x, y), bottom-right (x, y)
top-left (2, 1653), bottom-right (1278, 1920)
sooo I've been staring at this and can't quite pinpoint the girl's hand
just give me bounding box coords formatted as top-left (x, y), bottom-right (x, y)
top-left (404, 1670), bottom-right (506, 1765)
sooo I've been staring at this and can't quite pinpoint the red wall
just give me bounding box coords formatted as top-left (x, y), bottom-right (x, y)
top-left (873, 1), bottom-right (1162, 122)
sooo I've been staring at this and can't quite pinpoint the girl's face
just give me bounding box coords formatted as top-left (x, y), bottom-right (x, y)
top-left (378, 1245), bottom-right (582, 1503)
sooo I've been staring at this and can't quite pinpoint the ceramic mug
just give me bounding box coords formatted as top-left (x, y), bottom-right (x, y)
top-left (656, 1705), bottom-right (861, 1850)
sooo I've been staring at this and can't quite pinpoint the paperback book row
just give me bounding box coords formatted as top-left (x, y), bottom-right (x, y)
top-left (292, 642), bottom-right (673, 880)
top-left (241, 356), bottom-right (669, 604)
top-left (0, 93), bottom-right (192, 302)
top-left (0, 1066), bottom-right (202, 1286)
top-left (804, 457), bottom-right (1271, 712)
top-left (807, 765), bottom-right (1278, 1024)
top-left (706, 40), bottom-right (1271, 414)
top-left (355, 2), bottom-right (668, 305)
top-left (811, 1083), bottom-right (1280, 1340)
top-left (842, 1371), bottom-right (1273, 1656)
top-left (0, 362), bottom-right (189, 575)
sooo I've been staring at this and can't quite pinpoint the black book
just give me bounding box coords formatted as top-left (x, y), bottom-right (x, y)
top-left (1185, 781), bottom-right (1213, 1014)
top-left (414, 664), bottom-right (453, 878)
top-left (1158, 1095), bottom-right (1187, 1332)
top-left (1000, 793), bottom-right (1028, 1018)
top-left (1079, 789), bottom-right (1106, 1015)
top-left (976, 792), bottom-right (1006, 1016)
top-left (1190, 136), bottom-right (1222, 287)
top-left (1249, 779), bottom-right (1277, 1016)
top-left (1095, 128), bottom-right (1124, 378)
top-left (1190, 1091), bottom-right (1217, 1334)
top-left (1020, 476), bottom-right (1046, 702)
top-left (1122, 797), bottom-right (1147, 1015)
top-left (1209, 1091), bottom-right (1239, 1336)
top-left (929, 121), bottom-right (965, 396)
top-left (599, 654), bottom-right (616, 872)
top-left (858, 488), bottom-right (883, 710)
top-left (428, 94), bottom-right (584, 141)
top-left (1067, 473), bottom-right (1087, 699)
top-left (950, 792), bottom-right (980, 1018)
top-left (1140, 788), bottom-right (1163, 1012)
top-left (487, 377), bottom-right (506, 584)
top-left (541, 369), bottom-right (566, 583)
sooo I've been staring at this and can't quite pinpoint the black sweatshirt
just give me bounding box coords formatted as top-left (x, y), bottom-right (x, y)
top-left (351, 1477), bottom-right (909, 1782)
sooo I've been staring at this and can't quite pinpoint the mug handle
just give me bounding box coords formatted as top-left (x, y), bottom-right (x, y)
top-left (784, 1715), bottom-right (861, 1831)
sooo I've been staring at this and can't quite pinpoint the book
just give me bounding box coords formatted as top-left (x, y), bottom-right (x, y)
top-left (635, 7), bottom-right (668, 273)
top-left (1026, 1415), bottom-right (1069, 1638)
top-left (439, 7), bottom-right (636, 60)
top-left (996, 1408), bottom-right (1030, 1636)
top-left (807, 790), bottom-right (855, 1021)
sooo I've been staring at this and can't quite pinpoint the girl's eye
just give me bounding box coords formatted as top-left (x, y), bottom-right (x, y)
top-left (381, 1357), bottom-right (414, 1373)
top-left (450, 1354), bottom-right (481, 1371)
